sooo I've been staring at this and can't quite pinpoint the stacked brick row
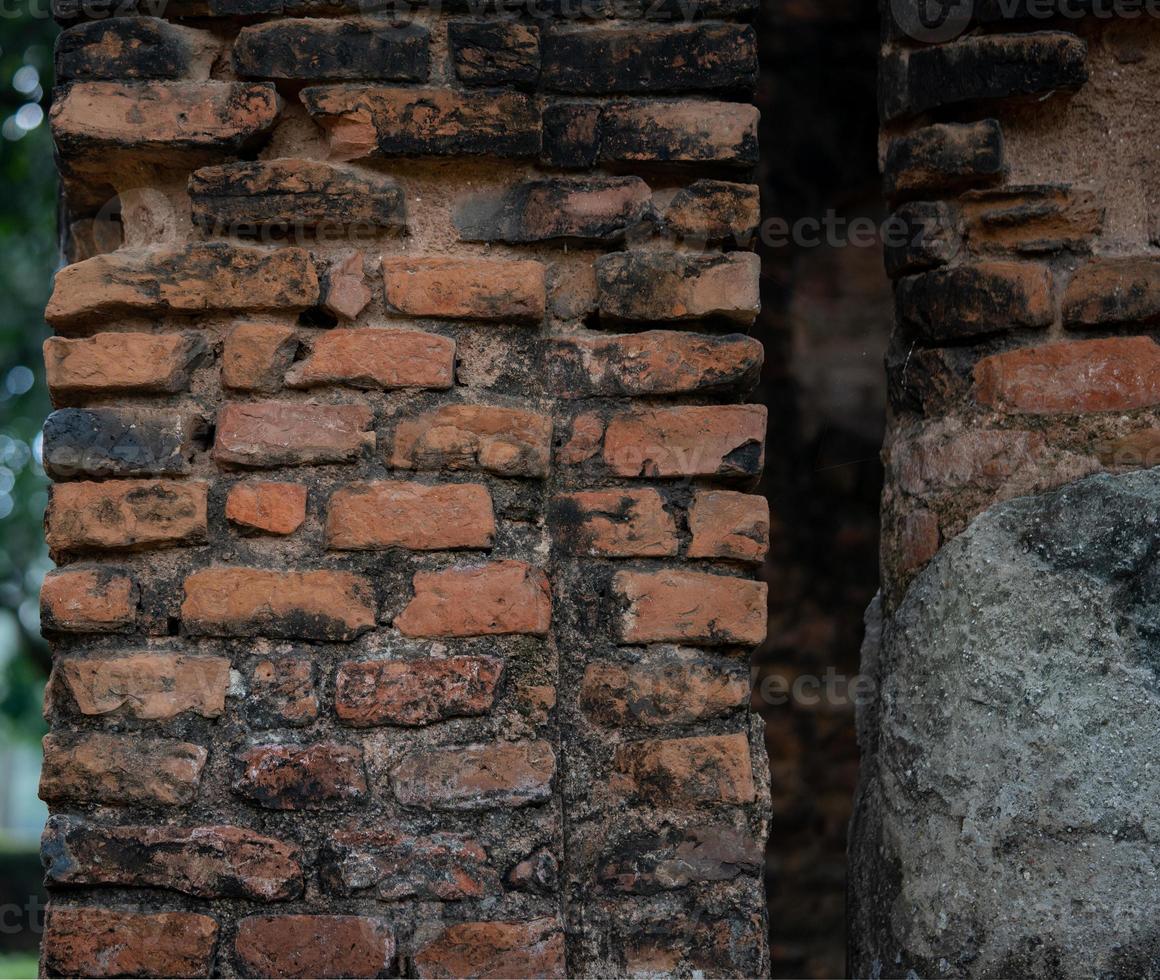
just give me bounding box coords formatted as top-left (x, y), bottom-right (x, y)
top-left (873, 18), bottom-right (1160, 600)
top-left (38, 1), bottom-right (769, 976)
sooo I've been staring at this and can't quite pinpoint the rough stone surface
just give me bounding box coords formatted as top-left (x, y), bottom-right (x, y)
top-left (851, 470), bottom-right (1160, 979)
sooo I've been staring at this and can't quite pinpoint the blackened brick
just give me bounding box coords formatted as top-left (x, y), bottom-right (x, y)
top-left (449, 20), bottom-right (540, 86)
top-left (234, 19), bottom-right (429, 81)
top-left (43, 408), bottom-right (200, 479)
top-left (884, 119), bottom-right (1004, 199)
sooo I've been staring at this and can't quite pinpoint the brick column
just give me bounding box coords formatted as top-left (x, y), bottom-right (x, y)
top-left (852, 9), bottom-right (1160, 977)
top-left (38, 5), bottom-right (770, 977)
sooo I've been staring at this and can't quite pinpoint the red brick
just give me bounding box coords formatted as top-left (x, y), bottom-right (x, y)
top-left (614, 569), bottom-right (768, 645)
top-left (43, 908), bottom-right (219, 979)
top-left (597, 824), bottom-right (762, 894)
top-left (395, 560), bottom-right (551, 638)
top-left (973, 337), bottom-right (1160, 414)
top-left (552, 489), bottom-right (678, 557)
top-left (45, 332), bottom-right (206, 398)
top-left (557, 411), bottom-right (604, 465)
top-left (51, 653), bottom-right (229, 720)
top-left (414, 918), bottom-right (565, 979)
top-left (327, 481), bottom-right (495, 551)
top-left (320, 829), bottom-right (500, 901)
top-left (46, 243), bottom-right (318, 327)
top-left (661, 180), bottom-right (761, 244)
top-left (597, 99), bottom-right (759, 166)
top-left (391, 405), bottom-right (553, 478)
top-left (40, 566), bottom-right (137, 632)
top-left (323, 252), bottom-right (373, 320)
top-left (896, 508), bottom-right (941, 574)
top-left (42, 816), bottom-right (303, 901)
top-left (222, 323), bottom-right (298, 393)
top-left (382, 257), bottom-right (546, 322)
top-left (687, 490), bottom-right (770, 563)
top-left (235, 915), bottom-right (394, 979)
top-left (335, 655), bottom-right (503, 726)
top-left (50, 79), bottom-right (279, 154)
top-left (507, 849), bottom-right (558, 894)
top-left (46, 480), bottom-right (208, 553)
top-left (182, 567), bottom-right (376, 641)
top-left (1062, 256), bottom-right (1160, 328)
top-left (286, 328), bottom-right (455, 391)
top-left (248, 658), bottom-right (319, 728)
top-left (301, 85), bottom-right (540, 159)
top-left (392, 739), bottom-right (555, 810)
top-left (580, 654), bottom-right (749, 725)
top-left (234, 742), bottom-right (367, 810)
top-left (227, 482), bottom-right (307, 535)
top-left (613, 732), bottom-right (756, 805)
top-left (595, 251), bottom-right (760, 324)
top-left (214, 401), bottom-right (375, 468)
top-left (40, 732), bottom-right (207, 806)
top-left (548, 330), bottom-right (762, 397)
top-left (603, 405), bottom-right (766, 478)
top-left (891, 424), bottom-right (1051, 496)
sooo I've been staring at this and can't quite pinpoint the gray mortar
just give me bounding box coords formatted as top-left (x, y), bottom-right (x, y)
top-left (850, 467), bottom-right (1160, 979)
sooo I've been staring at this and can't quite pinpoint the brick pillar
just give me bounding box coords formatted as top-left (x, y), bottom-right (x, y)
top-left (852, 9), bottom-right (1160, 977)
top-left (39, 5), bottom-right (770, 977)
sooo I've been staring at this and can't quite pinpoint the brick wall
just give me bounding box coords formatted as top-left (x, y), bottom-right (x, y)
top-left (853, 8), bottom-right (1160, 976)
top-left (37, 4), bottom-right (771, 977)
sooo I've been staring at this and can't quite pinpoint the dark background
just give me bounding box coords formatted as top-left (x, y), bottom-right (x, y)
top-left (0, 2), bottom-right (888, 975)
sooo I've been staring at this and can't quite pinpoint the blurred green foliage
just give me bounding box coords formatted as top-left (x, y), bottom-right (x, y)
top-left (0, 9), bottom-right (57, 744)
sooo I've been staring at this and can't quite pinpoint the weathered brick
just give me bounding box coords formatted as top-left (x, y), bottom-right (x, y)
top-left (449, 20), bottom-right (540, 86)
top-left (507, 849), bottom-right (558, 894)
top-left (213, 401), bottom-right (374, 468)
top-left (51, 80), bottom-right (280, 155)
top-left (382, 256), bottom-right (546, 322)
top-left (326, 481), bottom-right (495, 551)
top-left (335, 655), bottom-right (503, 726)
top-left (414, 918), bottom-right (565, 979)
top-left (1062, 257), bottom-right (1160, 328)
top-left (285, 328), bottom-right (455, 391)
top-left (235, 915), bottom-right (394, 979)
top-left (557, 411), bottom-right (604, 465)
top-left (896, 508), bottom-right (941, 574)
top-left (40, 732), bottom-right (207, 806)
top-left (598, 824), bottom-right (762, 893)
top-left (580, 653), bottom-right (748, 725)
top-left (896, 261), bottom-right (1053, 340)
top-left (552, 489), bottom-right (678, 557)
top-left (46, 243), bottom-right (318, 327)
top-left (226, 481), bottom-right (307, 535)
top-left (883, 200), bottom-right (961, 278)
top-left (541, 24), bottom-right (757, 93)
top-left (592, 99), bottom-right (759, 166)
top-left (548, 330), bottom-right (762, 397)
top-left (46, 480), bottom-right (208, 553)
top-left (890, 424), bottom-right (1054, 497)
top-left (688, 490), bottom-right (770, 563)
top-left (393, 739), bottom-right (555, 810)
top-left (595, 251), bottom-right (760, 324)
top-left (235, 743), bottom-right (367, 810)
top-left (40, 566), bottom-right (137, 633)
top-left (395, 561), bottom-right (552, 638)
top-left (55, 17), bottom-right (218, 82)
top-left (43, 908), bottom-right (218, 980)
top-left (661, 179), bottom-right (761, 244)
top-left (613, 569), bottom-right (768, 645)
top-left (613, 732), bottom-right (756, 804)
top-left (235, 19), bottom-right (429, 81)
top-left (973, 337), bottom-right (1160, 414)
top-left (221, 323), bottom-right (298, 394)
top-left (541, 101), bottom-right (603, 168)
top-left (960, 183), bottom-right (1103, 254)
top-left (42, 816), bottom-right (303, 900)
top-left (190, 159), bottom-right (406, 234)
top-left (301, 86), bottom-right (540, 160)
top-left (182, 567), bottom-right (376, 641)
top-left (391, 405), bottom-right (553, 478)
top-left (454, 176), bottom-right (651, 243)
top-left (43, 408), bottom-right (199, 479)
top-left (51, 652), bottom-right (229, 720)
top-left (603, 405), bottom-right (766, 478)
top-left (621, 911), bottom-right (765, 977)
top-left (881, 32), bottom-right (1086, 122)
top-left (321, 829), bottom-right (499, 901)
top-left (248, 658), bottom-right (318, 728)
top-left (45, 331), bottom-right (206, 398)
top-left (324, 252), bottom-right (373, 320)
top-left (883, 119), bottom-right (1004, 199)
